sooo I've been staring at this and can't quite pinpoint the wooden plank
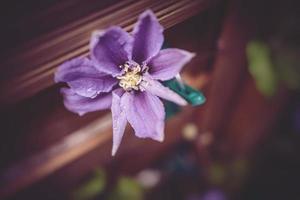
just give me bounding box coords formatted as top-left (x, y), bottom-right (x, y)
top-left (198, 0), bottom-right (250, 136)
top-left (0, 115), bottom-right (112, 198)
top-left (194, 0), bottom-right (254, 165)
top-left (0, 0), bottom-right (212, 106)
top-left (0, 75), bottom-right (209, 198)
top-left (0, 5), bottom-right (220, 177)
top-left (223, 78), bottom-right (289, 158)
top-left (0, 1), bottom-right (223, 197)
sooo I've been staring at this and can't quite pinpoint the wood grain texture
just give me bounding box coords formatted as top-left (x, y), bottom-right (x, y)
top-left (0, 76), bottom-right (210, 198)
top-left (0, 0), bottom-right (212, 107)
top-left (0, 0), bottom-right (225, 198)
top-left (0, 14), bottom-right (218, 196)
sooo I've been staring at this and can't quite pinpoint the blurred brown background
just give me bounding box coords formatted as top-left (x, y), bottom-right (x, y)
top-left (0, 0), bottom-right (300, 199)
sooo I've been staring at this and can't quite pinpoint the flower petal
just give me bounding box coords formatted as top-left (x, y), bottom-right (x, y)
top-left (55, 57), bottom-right (117, 98)
top-left (111, 89), bottom-right (130, 156)
top-left (68, 76), bottom-right (116, 98)
top-left (126, 91), bottom-right (165, 142)
top-left (55, 57), bottom-right (102, 83)
top-left (132, 10), bottom-right (164, 63)
top-left (141, 75), bottom-right (187, 106)
top-left (90, 26), bottom-right (133, 76)
top-left (148, 48), bottom-right (195, 81)
top-left (61, 88), bottom-right (112, 116)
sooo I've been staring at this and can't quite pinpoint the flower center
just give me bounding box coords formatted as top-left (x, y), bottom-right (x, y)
top-left (116, 63), bottom-right (143, 91)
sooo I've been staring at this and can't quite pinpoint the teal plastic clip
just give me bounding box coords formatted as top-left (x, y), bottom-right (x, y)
top-left (164, 78), bottom-right (206, 106)
top-left (163, 78), bottom-right (206, 119)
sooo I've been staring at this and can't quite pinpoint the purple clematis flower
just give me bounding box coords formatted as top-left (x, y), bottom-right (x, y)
top-left (55, 10), bottom-right (195, 155)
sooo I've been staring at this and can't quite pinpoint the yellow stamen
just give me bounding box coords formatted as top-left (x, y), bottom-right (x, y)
top-left (117, 64), bottom-right (142, 91)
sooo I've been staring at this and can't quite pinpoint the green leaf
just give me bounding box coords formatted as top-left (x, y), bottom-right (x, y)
top-left (208, 163), bottom-right (226, 186)
top-left (108, 177), bottom-right (144, 200)
top-left (247, 41), bottom-right (278, 97)
top-left (72, 169), bottom-right (106, 200)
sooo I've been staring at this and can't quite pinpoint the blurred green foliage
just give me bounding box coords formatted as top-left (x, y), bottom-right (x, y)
top-left (247, 41), bottom-right (278, 97)
top-left (247, 40), bottom-right (300, 97)
top-left (72, 169), bottom-right (106, 200)
top-left (108, 177), bottom-right (144, 200)
top-left (72, 169), bottom-right (144, 200)
top-left (208, 163), bottom-right (226, 186)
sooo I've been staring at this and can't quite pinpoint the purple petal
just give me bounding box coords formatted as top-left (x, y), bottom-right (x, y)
top-left (61, 88), bottom-right (112, 116)
top-left (111, 89), bottom-right (130, 156)
top-left (148, 48), bottom-right (195, 81)
top-left (55, 57), bottom-right (101, 82)
top-left (90, 26), bottom-right (133, 76)
top-left (55, 57), bottom-right (117, 98)
top-left (141, 75), bottom-right (187, 106)
top-left (202, 190), bottom-right (227, 200)
top-left (126, 92), bottom-right (165, 141)
top-left (68, 76), bottom-right (116, 98)
top-left (132, 10), bottom-right (164, 63)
